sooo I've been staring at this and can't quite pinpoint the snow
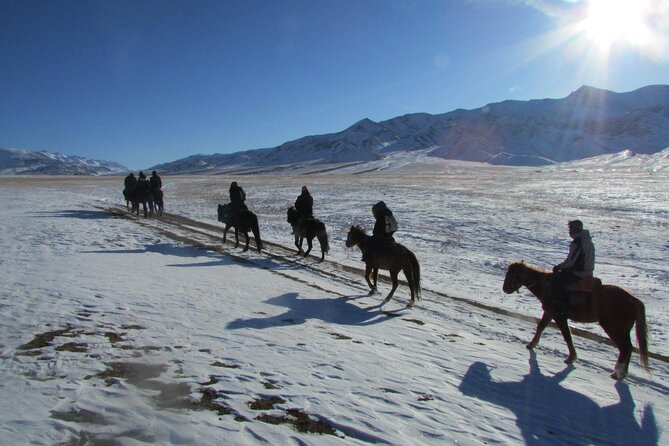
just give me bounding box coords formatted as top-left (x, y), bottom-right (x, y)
top-left (0, 164), bottom-right (667, 445)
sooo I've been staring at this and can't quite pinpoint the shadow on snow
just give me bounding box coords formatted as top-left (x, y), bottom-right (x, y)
top-left (226, 292), bottom-right (393, 330)
top-left (30, 209), bottom-right (111, 219)
top-left (459, 351), bottom-right (659, 446)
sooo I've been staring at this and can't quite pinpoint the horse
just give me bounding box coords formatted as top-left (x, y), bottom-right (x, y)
top-left (345, 225), bottom-right (421, 307)
top-left (123, 187), bottom-right (135, 212)
top-left (502, 261), bottom-right (649, 380)
top-left (286, 206), bottom-right (329, 261)
top-left (133, 182), bottom-right (153, 218)
top-left (152, 189), bottom-right (164, 216)
top-left (217, 203), bottom-right (263, 252)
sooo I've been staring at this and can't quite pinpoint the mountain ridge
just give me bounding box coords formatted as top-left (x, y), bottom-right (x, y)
top-left (151, 84), bottom-right (669, 174)
top-left (0, 148), bottom-right (128, 175)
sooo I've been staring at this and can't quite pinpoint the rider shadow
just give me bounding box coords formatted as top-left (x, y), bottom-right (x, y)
top-left (458, 351), bottom-right (658, 446)
top-left (226, 292), bottom-right (389, 330)
top-left (30, 210), bottom-right (111, 219)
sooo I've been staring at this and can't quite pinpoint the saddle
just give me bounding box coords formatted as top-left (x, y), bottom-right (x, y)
top-left (564, 275), bottom-right (602, 292)
top-left (563, 276), bottom-right (602, 307)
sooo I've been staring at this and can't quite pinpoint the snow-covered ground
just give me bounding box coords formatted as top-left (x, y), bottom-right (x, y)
top-left (0, 163), bottom-right (667, 445)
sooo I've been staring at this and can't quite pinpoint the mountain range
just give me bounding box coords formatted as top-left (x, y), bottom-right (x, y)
top-left (0, 148), bottom-right (127, 175)
top-left (2, 85), bottom-right (668, 175)
top-left (150, 84), bottom-right (669, 174)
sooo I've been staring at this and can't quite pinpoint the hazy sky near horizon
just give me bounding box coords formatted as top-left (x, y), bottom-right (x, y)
top-left (2, 0), bottom-right (668, 170)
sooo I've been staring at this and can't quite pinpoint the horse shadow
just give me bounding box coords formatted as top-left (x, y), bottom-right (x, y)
top-left (30, 210), bottom-right (111, 219)
top-left (458, 351), bottom-right (659, 446)
top-left (226, 292), bottom-right (389, 330)
top-left (83, 243), bottom-right (231, 263)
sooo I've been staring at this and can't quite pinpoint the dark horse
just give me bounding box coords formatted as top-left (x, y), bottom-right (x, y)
top-left (123, 186), bottom-right (153, 218)
top-left (286, 206), bottom-right (329, 261)
top-left (217, 203), bottom-right (263, 252)
top-left (502, 261), bottom-right (649, 380)
top-left (152, 189), bottom-right (164, 216)
top-left (345, 225), bottom-right (421, 307)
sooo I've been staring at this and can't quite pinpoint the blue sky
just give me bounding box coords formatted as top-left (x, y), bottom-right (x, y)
top-left (1, 0), bottom-right (668, 170)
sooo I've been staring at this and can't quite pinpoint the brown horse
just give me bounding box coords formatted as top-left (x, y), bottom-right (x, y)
top-left (217, 203), bottom-right (263, 252)
top-left (345, 225), bottom-right (421, 307)
top-left (287, 206), bottom-right (329, 261)
top-left (502, 261), bottom-right (649, 380)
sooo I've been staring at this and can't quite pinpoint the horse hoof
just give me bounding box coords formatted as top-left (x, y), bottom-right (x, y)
top-left (564, 356), bottom-right (577, 365)
top-left (526, 343), bottom-right (536, 350)
top-left (610, 372), bottom-right (627, 381)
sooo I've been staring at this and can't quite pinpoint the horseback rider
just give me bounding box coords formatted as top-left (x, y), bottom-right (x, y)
top-left (229, 181), bottom-right (248, 223)
top-left (372, 201), bottom-right (397, 242)
top-left (149, 170), bottom-right (162, 191)
top-left (363, 201), bottom-right (398, 262)
top-left (124, 172), bottom-right (137, 191)
top-left (294, 186), bottom-right (314, 231)
top-left (551, 219), bottom-right (595, 316)
top-left (136, 171), bottom-right (150, 191)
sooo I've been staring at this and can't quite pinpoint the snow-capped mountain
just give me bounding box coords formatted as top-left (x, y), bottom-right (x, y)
top-left (152, 85), bottom-right (669, 174)
top-left (0, 148), bottom-right (128, 175)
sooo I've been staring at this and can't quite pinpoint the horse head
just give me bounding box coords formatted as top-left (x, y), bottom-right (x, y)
top-left (345, 225), bottom-right (366, 248)
top-left (217, 203), bottom-right (231, 223)
top-left (287, 206), bottom-right (297, 224)
top-left (502, 262), bottom-right (526, 294)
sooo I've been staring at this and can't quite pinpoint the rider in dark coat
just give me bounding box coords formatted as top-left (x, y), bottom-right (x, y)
top-left (372, 201), bottom-right (397, 241)
top-left (229, 182), bottom-right (247, 223)
top-left (124, 173), bottom-right (137, 191)
top-left (295, 186), bottom-right (313, 218)
top-left (135, 171), bottom-right (150, 195)
top-left (149, 171), bottom-right (162, 191)
top-left (551, 219), bottom-right (596, 316)
top-left (363, 201), bottom-right (398, 261)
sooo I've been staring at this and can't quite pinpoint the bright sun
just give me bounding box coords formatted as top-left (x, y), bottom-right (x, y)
top-left (583, 0), bottom-right (652, 49)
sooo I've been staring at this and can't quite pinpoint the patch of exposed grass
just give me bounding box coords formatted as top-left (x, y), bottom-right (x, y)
top-left (256, 408), bottom-right (338, 436)
top-left (18, 327), bottom-right (75, 350)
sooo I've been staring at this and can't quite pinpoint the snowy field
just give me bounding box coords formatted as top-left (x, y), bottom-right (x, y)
top-left (0, 160), bottom-right (667, 445)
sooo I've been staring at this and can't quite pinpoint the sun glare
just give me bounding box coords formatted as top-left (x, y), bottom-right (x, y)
top-left (583, 0), bottom-right (652, 49)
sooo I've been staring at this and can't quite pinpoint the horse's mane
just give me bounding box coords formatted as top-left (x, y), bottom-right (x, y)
top-left (350, 224), bottom-right (367, 235)
top-left (509, 261), bottom-right (550, 275)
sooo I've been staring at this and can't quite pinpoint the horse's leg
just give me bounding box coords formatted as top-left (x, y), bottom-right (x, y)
top-left (404, 267), bottom-right (415, 307)
top-left (364, 264), bottom-right (376, 294)
top-left (319, 237), bottom-right (325, 262)
top-left (234, 228), bottom-right (240, 248)
top-left (601, 319), bottom-right (634, 381)
top-left (527, 312), bottom-right (552, 349)
top-left (304, 237), bottom-right (313, 257)
top-left (223, 225), bottom-right (229, 243)
top-left (243, 231), bottom-right (250, 252)
top-left (383, 269), bottom-right (399, 305)
top-left (555, 318), bottom-right (578, 364)
top-left (294, 234), bottom-right (302, 255)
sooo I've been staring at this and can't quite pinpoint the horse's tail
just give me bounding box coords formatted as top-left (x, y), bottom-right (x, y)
top-left (635, 298), bottom-right (650, 371)
top-left (318, 228), bottom-right (329, 254)
top-left (251, 213), bottom-right (263, 252)
top-left (315, 221), bottom-right (329, 254)
top-left (410, 250), bottom-right (421, 301)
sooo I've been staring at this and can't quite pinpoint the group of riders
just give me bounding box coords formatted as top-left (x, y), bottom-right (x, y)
top-left (127, 174), bottom-right (595, 317)
top-left (234, 181), bottom-right (596, 317)
top-left (123, 171), bottom-right (164, 216)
